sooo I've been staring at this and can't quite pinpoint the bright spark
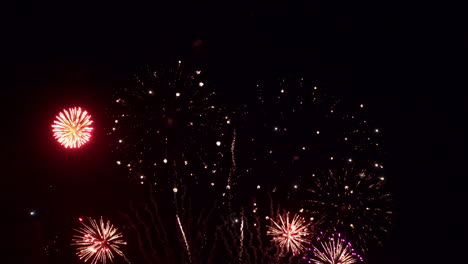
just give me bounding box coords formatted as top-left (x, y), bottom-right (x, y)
top-left (52, 107), bottom-right (93, 148)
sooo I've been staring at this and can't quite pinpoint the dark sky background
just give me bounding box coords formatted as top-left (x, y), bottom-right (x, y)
top-left (4, 2), bottom-right (465, 264)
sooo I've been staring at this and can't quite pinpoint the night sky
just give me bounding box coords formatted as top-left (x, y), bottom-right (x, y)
top-left (4, 2), bottom-right (465, 264)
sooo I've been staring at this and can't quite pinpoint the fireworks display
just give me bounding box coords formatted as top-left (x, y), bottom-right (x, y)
top-left (72, 217), bottom-right (127, 264)
top-left (103, 64), bottom-right (394, 263)
top-left (267, 212), bottom-right (310, 256)
top-left (52, 107), bottom-right (93, 148)
top-left (305, 233), bottom-right (363, 264)
top-left (14, 2), bottom-right (449, 262)
top-left (31, 60), bottom-right (395, 264)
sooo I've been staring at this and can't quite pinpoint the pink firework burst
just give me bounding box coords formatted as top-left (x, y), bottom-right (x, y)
top-left (72, 217), bottom-right (127, 264)
top-left (52, 107), bottom-right (93, 148)
top-left (267, 212), bottom-right (310, 255)
top-left (307, 233), bottom-right (363, 264)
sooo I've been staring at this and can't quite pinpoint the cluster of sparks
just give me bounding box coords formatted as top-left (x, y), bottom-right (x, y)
top-left (72, 217), bottom-right (127, 264)
top-left (52, 107), bottom-right (93, 148)
top-left (306, 233), bottom-right (363, 264)
top-left (267, 212), bottom-right (310, 256)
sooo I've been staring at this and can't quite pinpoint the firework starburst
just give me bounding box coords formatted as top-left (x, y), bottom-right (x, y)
top-left (72, 217), bottom-right (127, 264)
top-left (267, 212), bottom-right (310, 256)
top-left (52, 107), bottom-right (93, 148)
top-left (306, 233), bottom-right (363, 264)
top-left (108, 61), bottom-right (233, 188)
top-left (305, 168), bottom-right (392, 251)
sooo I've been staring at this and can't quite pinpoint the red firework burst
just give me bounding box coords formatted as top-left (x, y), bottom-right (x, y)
top-left (51, 107), bottom-right (93, 148)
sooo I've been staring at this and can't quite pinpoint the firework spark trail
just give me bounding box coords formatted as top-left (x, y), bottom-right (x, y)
top-left (133, 203), bottom-right (160, 263)
top-left (226, 128), bottom-right (237, 189)
top-left (216, 220), bottom-right (237, 260)
top-left (252, 219), bottom-right (263, 263)
top-left (239, 215), bottom-right (244, 263)
top-left (120, 210), bottom-right (152, 264)
top-left (142, 203), bottom-right (166, 262)
top-left (230, 129), bottom-right (237, 181)
top-left (148, 190), bottom-right (172, 261)
top-left (193, 205), bottom-right (213, 261)
top-left (127, 204), bottom-right (157, 264)
top-left (176, 214), bottom-right (192, 263)
top-left (223, 128), bottom-right (237, 212)
top-left (245, 215), bottom-right (269, 264)
top-left (207, 227), bottom-right (219, 264)
top-left (216, 225), bottom-right (231, 258)
top-left (197, 201), bottom-right (219, 264)
top-left (172, 160), bottom-right (191, 262)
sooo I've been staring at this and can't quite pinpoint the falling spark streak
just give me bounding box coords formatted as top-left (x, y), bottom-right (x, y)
top-left (52, 107), bottom-right (93, 148)
top-left (227, 129), bottom-right (237, 188)
top-left (72, 217), bottom-right (127, 264)
top-left (176, 214), bottom-right (192, 263)
top-left (267, 212), bottom-right (310, 256)
top-left (239, 216), bottom-right (244, 262)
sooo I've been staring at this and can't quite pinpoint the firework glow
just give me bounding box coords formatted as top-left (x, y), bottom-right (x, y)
top-left (52, 107), bottom-right (93, 148)
top-left (306, 233), bottom-right (363, 264)
top-left (72, 217), bottom-right (127, 264)
top-left (267, 212), bottom-right (310, 256)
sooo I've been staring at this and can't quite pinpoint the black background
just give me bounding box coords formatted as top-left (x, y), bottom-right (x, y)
top-left (4, 1), bottom-right (465, 263)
